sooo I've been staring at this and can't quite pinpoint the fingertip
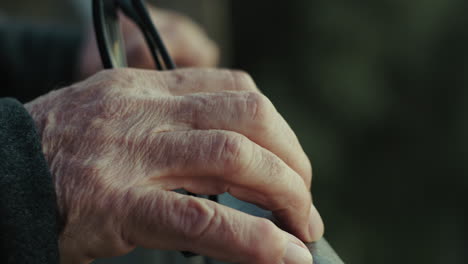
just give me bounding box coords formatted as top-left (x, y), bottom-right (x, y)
top-left (282, 231), bottom-right (313, 264)
top-left (308, 204), bottom-right (325, 242)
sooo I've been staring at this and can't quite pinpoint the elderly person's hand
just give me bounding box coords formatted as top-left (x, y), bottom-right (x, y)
top-left (78, 7), bottom-right (219, 79)
top-left (25, 68), bottom-right (323, 264)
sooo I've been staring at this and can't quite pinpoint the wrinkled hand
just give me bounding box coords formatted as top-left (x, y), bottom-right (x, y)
top-left (25, 69), bottom-right (323, 264)
top-left (78, 7), bottom-right (219, 79)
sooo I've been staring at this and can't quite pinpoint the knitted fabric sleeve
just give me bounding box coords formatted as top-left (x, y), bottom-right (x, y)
top-left (0, 98), bottom-right (59, 264)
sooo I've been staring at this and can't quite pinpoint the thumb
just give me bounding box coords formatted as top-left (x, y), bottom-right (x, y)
top-left (123, 188), bottom-right (313, 264)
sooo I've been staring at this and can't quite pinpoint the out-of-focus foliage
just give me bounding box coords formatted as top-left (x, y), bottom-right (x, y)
top-left (232, 0), bottom-right (468, 263)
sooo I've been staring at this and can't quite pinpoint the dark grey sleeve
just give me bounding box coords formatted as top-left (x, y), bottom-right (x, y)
top-left (0, 98), bottom-right (59, 264)
top-left (0, 19), bottom-right (83, 103)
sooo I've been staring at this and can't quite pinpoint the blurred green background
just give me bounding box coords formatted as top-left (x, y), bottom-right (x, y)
top-left (2, 0), bottom-right (468, 263)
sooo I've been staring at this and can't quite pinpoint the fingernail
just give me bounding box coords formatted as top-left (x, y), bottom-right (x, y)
top-left (309, 204), bottom-right (324, 241)
top-left (283, 241), bottom-right (313, 264)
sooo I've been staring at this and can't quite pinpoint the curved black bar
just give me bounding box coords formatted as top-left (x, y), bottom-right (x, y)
top-left (95, 0), bottom-right (174, 70)
top-left (93, 0), bottom-right (112, 69)
top-left (93, 0), bottom-right (128, 68)
top-left (115, 0), bottom-right (163, 70)
top-left (132, 0), bottom-right (176, 70)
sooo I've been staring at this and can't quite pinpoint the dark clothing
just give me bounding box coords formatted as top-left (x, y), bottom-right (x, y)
top-left (0, 98), bottom-right (59, 263)
top-left (0, 21), bottom-right (82, 263)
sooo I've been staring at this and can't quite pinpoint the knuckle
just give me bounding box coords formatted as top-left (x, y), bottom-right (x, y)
top-left (95, 69), bottom-right (130, 83)
top-left (256, 218), bottom-right (277, 238)
top-left (210, 132), bottom-right (250, 173)
top-left (168, 70), bottom-right (188, 87)
top-left (264, 152), bottom-right (287, 178)
top-left (248, 219), bottom-right (284, 262)
top-left (87, 70), bottom-right (126, 94)
top-left (92, 69), bottom-right (143, 92)
top-left (243, 92), bottom-right (274, 125)
top-left (178, 198), bottom-right (216, 239)
top-left (230, 70), bottom-right (257, 91)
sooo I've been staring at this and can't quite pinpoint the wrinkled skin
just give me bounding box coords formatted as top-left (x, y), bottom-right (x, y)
top-left (25, 68), bottom-right (324, 264)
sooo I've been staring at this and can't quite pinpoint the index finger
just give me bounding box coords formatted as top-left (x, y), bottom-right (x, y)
top-left (123, 190), bottom-right (313, 264)
top-left (131, 130), bottom-right (323, 241)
